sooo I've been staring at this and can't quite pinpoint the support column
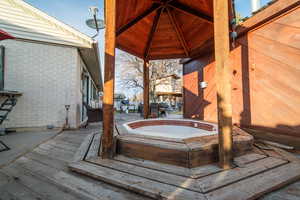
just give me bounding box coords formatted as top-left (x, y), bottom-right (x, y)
top-left (213, 0), bottom-right (233, 169)
top-left (143, 60), bottom-right (150, 119)
top-left (101, 0), bottom-right (116, 159)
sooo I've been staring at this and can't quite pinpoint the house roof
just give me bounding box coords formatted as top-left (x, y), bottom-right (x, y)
top-left (0, 0), bottom-right (102, 90)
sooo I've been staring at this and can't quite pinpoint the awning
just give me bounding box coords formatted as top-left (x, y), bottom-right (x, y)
top-left (0, 29), bottom-right (14, 41)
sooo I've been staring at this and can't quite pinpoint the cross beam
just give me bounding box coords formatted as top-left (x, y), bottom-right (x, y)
top-left (116, 3), bottom-right (161, 36)
top-left (166, 7), bottom-right (190, 57)
top-left (144, 8), bottom-right (163, 60)
top-left (168, 1), bottom-right (213, 24)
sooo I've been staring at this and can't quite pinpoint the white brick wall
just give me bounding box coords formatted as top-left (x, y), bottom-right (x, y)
top-left (0, 39), bottom-right (82, 128)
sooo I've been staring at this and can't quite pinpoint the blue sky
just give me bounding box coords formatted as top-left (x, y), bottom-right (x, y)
top-left (235, 0), bottom-right (272, 17)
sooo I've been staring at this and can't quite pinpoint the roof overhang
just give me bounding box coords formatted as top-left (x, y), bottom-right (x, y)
top-left (78, 42), bottom-right (103, 91)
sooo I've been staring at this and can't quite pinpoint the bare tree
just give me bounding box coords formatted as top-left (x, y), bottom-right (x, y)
top-left (117, 52), bottom-right (182, 102)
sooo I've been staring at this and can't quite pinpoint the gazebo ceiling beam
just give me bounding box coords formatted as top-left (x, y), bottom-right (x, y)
top-left (168, 1), bottom-right (213, 24)
top-left (144, 8), bottom-right (163, 60)
top-left (166, 7), bottom-right (190, 57)
top-left (157, 0), bottom-right (176, 5)
top-left (116, 3), bottom-right (161, 36)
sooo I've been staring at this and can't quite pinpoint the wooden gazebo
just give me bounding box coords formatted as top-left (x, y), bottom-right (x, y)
top-left (102, 0), bottom-right (234, 169)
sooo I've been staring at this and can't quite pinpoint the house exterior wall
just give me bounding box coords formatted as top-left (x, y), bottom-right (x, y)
top-left (0, 39), bottom-right (81, 128)
top-left (182, 6), bottom-right (300, 139)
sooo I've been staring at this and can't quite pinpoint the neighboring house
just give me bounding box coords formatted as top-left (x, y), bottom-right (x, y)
top-left (155, 74), bottom-right (182, 108)
top-left (0, 0), bottom-right (102, 129)
top-left (155, 74), bottom-right (182, 95)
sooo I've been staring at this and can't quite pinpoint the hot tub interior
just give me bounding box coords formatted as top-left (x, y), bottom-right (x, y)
top-left (123, 119), bottom-right (218, 139)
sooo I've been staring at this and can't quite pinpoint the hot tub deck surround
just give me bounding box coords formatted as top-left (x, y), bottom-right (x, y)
top-left (119, 119), bottom-right (253, 168)
top-left (69, 127), bottom-right (300, 200)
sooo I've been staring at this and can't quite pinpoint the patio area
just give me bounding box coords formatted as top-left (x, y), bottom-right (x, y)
top-left (0, 118), bottom-right (299, 200)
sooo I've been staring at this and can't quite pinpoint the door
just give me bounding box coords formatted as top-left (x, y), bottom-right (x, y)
top-left (82, 74), bottom-right (89, 121)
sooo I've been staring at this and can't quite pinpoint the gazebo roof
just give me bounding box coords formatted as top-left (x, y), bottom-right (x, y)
top-left (115, 0), bottom-right (214, 60)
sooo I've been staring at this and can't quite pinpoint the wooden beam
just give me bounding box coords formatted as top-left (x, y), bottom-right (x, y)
top-left (143, 60), bottom-right (150, 119)
top-left (213, 0), bottom-right (233, 169)
top-left (116, 3), bottom-right (161, 36)
top-left (144, 8), bottom-right (163, 60)
top-left (169, 1), bottom-right (213, 24)
top-left (101, 0), bottom-right (116, 159)
top-left (166, 7), bottom-right (190, 57)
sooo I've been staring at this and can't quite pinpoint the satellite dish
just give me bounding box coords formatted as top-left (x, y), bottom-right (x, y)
top-left (86, 18), bottom-right (105, 30)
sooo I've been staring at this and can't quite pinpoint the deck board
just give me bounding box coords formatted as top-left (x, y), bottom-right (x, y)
top-left (86, 133), bottom-right (101, 160)
top-left (0, 181), bottom-right (44, 200)
top-left (25, 151), bottom-right (68, 171)
top-left (0, 127), bottom-right (151, 200)
top-left (87, 157), bottom-right (202, 192)
top-left (1, 166), bottom-right (84, 200)
top-left (69, 161), bottom-right (207, 200)
top-left (198, 157), bottom-right (288, 193)
top-left (206, 162), bottom-right (300, 200)
top-left (72, 133), bottom-right (95, 162)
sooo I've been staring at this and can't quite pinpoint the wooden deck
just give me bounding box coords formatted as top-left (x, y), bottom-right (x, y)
top-left (0, 120), bottom-right (299, 200)
top-left (0, 125), bottom-right (151, 200)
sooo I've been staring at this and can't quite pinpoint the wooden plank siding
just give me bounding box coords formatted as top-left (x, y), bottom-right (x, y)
top-left (183, 5), bottom-right (300, 141)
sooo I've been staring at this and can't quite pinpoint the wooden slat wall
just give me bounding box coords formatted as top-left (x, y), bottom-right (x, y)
top-left (183, 6), bottom-right (300, 138)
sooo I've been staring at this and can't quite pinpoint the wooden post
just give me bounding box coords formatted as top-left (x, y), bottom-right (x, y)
top-left (143, 60), bottom-right (150, 119)
top-left (101, 0), bottom-right (116, 159)
top-left (213, 0), bottom-right (233, 169)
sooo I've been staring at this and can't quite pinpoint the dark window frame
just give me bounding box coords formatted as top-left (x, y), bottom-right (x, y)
top-left (0, 46), bottom-right (5, 90)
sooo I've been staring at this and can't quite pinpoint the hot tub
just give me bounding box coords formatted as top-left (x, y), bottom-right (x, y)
top-left (117, 119), bottom-right (254, 168)
top-left (123, 119), bottom-right (218, 139)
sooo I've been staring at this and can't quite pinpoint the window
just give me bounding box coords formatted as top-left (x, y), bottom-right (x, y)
top-left (0, 46), bottom-right (4, 90)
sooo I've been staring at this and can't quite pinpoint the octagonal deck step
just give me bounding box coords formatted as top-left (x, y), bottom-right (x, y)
top-left (116, 126), bottom-right (254, 168)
